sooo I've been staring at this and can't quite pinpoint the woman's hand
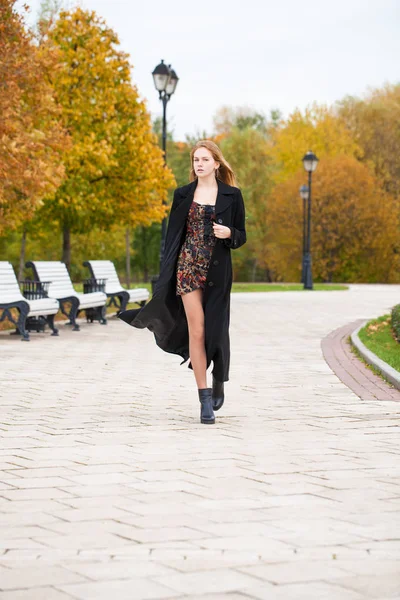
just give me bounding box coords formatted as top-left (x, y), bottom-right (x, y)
top-left (213, 223), bottom-right (231, 239)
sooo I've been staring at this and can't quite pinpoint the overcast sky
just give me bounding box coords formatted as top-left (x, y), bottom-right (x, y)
top-left (18, 0), bottom-right (400, 140)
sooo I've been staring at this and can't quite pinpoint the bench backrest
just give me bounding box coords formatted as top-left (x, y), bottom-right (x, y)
top-left (26, 261), bottom-right (76, 298)
top-left (84, 260), bottom-right (122, 293)
top-left (0, 262), bottom-right (24, 303)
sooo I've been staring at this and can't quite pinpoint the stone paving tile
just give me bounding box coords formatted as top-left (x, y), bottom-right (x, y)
top-left (332, 573), bottom-right (400, 598)
top-left (0, 513), bottom-right (62, 528)
top-left (0, 590), bottom-right (74, 600)
top-left (0, 499), bottom-right (71, 514)
top-left (0, 539), bottom-right (48, 551)
top-left (46, 506), bottom-right (133, 523)
top-left (2, 467), bottom-right (78, 479)
top-left (57, 578), bottom-right (180, 600)
top-left (345, 540), bottom-right (400, 559)
top-left (158, 552), bottom-right (269, 574)
top-left (328, 558), bottom-right (400, 577)
top-left (238, 560), bottom-right (353, 584)
top-left (241, 581), bottom-right (366, 599)
top-left (1, 285), bottom-right (400, 599)
top-left (31, 532), bottom-right (136, 550)
top-left (105, 522), bottom-right (210, 544)
top-left (166, 592), bottom-right (255, 600)
top-left (196, 536), bottom-right (295, 554)
top-left (0, 565), bottom-right (86, 590)
top-left (154, 569), bottom-right (265, 595)
top-left (62, 559), bottom-right (177, 580)
top-left (0, 488), bottom-right (75, 501)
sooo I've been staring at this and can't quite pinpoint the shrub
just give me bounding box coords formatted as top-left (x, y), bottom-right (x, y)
top-left (391, 304), bottom-right (400, 343)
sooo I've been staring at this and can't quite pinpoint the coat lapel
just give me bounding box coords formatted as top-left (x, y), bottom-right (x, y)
top-left (175, 180), bottom-right (197, 219)
top-left (176, 178), bottom-right (234, 218)
top-left (215, 179), bottom-right (235, 215)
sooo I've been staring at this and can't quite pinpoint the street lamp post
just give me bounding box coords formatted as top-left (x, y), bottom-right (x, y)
top-left (299, 184), bottom-right (309, 284)
top-left (151, 59), bottom-right (179, 291)
top-left (301, 151), bottom-right (319, 290)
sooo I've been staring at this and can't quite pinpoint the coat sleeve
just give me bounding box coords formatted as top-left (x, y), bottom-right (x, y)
top-left (224, 188), bottom-right (246, 250)
top-left (160, 189), bottom-right (180, 271)
top-left (163, 189), bottom-right (180, 247)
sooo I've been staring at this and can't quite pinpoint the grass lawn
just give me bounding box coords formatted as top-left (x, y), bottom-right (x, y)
top-left (358, 315), bottom-right (400, 373)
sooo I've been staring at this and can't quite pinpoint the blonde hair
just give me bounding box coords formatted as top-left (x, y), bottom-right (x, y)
top-left (189, 140), bottom-right (237, 187)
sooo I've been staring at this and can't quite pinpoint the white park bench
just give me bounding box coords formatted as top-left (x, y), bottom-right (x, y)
top-left (26, 261), bottom-right (107, 331)
top-left (83, 260), bottom-right (149, 314)
top-left (0, 261), bottom-right (59, 341)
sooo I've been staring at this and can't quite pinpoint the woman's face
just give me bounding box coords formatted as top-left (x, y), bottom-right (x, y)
top-left (193, 148), bottom-right (219, 179)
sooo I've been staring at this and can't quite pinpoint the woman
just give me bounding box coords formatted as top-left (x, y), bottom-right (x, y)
top-left (119, 140), bottom-right (246, 424)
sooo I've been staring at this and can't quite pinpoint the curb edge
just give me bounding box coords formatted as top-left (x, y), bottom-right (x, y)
top-left (350, 322), bottom-right (400, 391)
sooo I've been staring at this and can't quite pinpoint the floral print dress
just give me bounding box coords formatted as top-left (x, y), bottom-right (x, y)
top-left (176, 201), bottom-right (216, 296)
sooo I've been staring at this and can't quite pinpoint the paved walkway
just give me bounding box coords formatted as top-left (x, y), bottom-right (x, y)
top-left (0, 284), bottom-right (399, 600)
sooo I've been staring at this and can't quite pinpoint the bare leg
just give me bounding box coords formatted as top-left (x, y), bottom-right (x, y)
top-left (181, 289), bottom-right (207, 389)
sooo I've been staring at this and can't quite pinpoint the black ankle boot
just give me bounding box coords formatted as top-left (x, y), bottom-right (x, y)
top-left (198, 388), bottom-right (215, 424)
top-left (212, 376), bottom-right (224, 411)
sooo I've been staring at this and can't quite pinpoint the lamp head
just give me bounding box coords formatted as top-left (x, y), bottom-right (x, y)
top-left (302, 151), bottom-right (319, 173)
top-left (165, 67), bottom-right (179, 96)
top-left (152, 59), bottom-right (171, 92)
top-left (299, 184), bottom-right (309, 200)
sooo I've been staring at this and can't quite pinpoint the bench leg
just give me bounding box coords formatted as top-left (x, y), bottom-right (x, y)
top-left (107, 295), bottom-right (119, 310)
top-left (47, 314), bottom-right (59, 336)
top-left (17, 306), bottom-right (30, 341)
top-left (112, 291), bottom-right (130, 315)
top-left (107, 293), bottom-right (129, 316)
top-left (97, 305), bottom-right (107, 325)
top-left (60, 298), bottom-right (80, 331)
top-left (118, 293), bottom-right (129, 314)
top-left (0, 305), bottom-right (29, 341)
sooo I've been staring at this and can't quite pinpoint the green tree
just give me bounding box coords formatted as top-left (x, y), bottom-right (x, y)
top-left (219, 126), bottom-right (276, 281)
top-left (213, 106), bottom-right (270, 135)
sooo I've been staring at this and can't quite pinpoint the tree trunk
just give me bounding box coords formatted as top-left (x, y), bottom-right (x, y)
top-left (251, 259), bottom-right (257, 282)
top-left (142, 227), bottom-right (149, 282)
top-left (125, 227), bottom-right (131, 287)
top-left (18, 226), bottom-right (27, 282)
top-left (62, 226), bottom-right (71, 271)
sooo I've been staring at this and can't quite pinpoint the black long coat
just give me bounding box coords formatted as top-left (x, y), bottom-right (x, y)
top-left (118, 179), bottom-right (246, 382)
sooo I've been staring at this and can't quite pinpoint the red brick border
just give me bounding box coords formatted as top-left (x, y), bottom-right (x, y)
top-left (321, 320), bottom-right (400, 402)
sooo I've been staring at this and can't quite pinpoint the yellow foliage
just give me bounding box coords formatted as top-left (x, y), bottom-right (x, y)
top-left (270, 105), bottom-right (361, 183)
top-left (267, 155), bottom-right (399, 282)
top-left (38, 8), bottom-right (174, 234)
top-left (338, 84), bottom-right (400, 197)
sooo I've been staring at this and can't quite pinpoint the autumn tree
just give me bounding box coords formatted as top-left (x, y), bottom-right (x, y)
top-left (338, 84), bottom-right (400, 198)
top-left (270, 105), bottom-right (361, 183)
top-left (37, 8), bottom-right (174, 268)
top-left (267, 155), bottom-right (399, 283)
top-left (0, 0), bottom-right (66, 234)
